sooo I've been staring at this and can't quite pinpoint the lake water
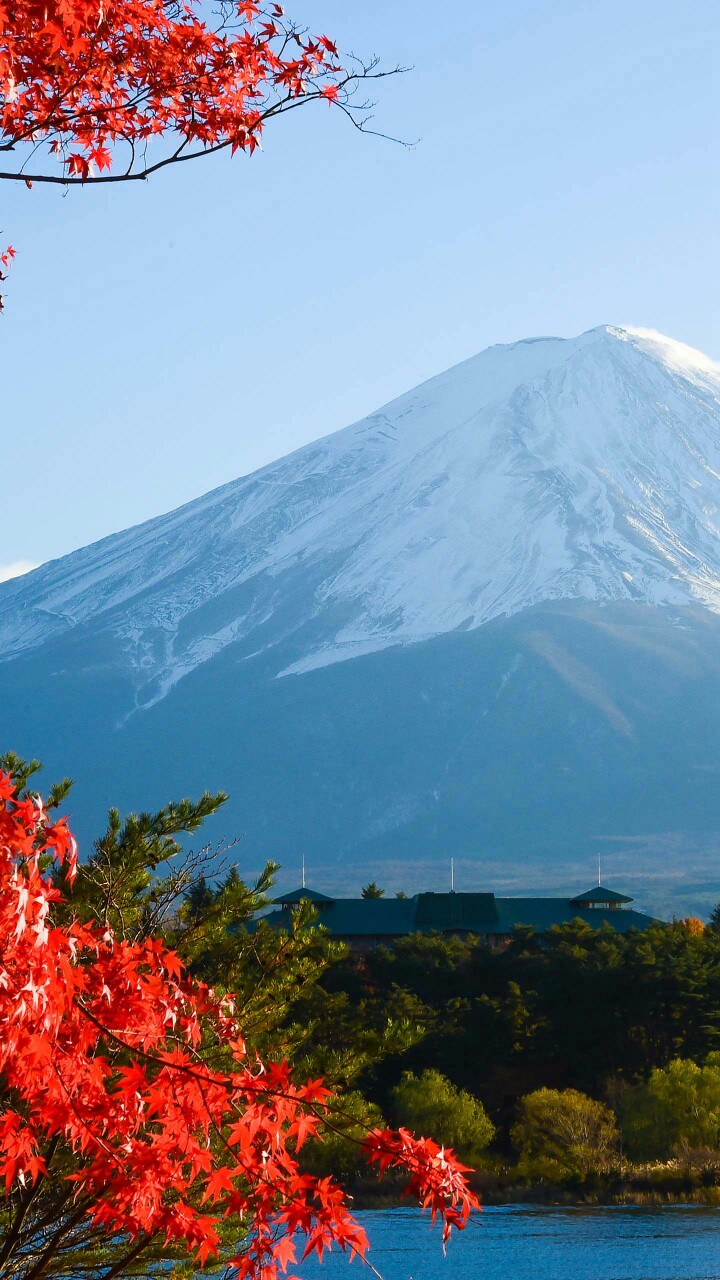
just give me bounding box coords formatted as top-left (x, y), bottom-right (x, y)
top-left (299, 1206), bottom-right (720, 1279)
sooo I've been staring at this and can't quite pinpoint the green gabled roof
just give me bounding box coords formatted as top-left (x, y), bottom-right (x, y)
top-left (264, 893), bottom-right (500, 937)
top-left (569, 885), bottom-right (633, 905)
top-left (291, 897), bottom-right (418, 936)
top-left (493, 898), bottom-right (654, 934)
top-left (272, 887), bottom-right (335, 906)
top-left (253, 888), bottom-right (662, 940)
top-left (414, 892), bottom-right (499, 930)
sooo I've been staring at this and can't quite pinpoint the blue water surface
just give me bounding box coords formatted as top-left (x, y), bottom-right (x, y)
top-left (298, 1205), bottom-right (720, 1279)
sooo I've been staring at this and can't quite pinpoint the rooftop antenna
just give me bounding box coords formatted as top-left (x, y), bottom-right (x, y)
top-left (302, 853), bottom-right (306, 890)
top-left (451, 857), bottom-right (455, 893)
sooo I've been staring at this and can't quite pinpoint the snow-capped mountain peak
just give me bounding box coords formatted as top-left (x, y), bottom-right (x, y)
top-left (612, 325), bottom-right (720, 380)
top-left (3, 324), bottom-right (720, 705)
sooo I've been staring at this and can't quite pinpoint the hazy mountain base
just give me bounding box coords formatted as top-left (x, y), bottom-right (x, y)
top-left (2, 598), bottom-right (720, 918)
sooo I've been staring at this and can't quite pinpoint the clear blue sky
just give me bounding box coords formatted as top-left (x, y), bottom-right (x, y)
top-left (2, 0), bottom-right (718, 573)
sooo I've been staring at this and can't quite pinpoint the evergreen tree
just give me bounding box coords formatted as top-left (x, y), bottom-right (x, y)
top-left (362, 882), bottom-right (385, 899)
top-left (183, 873), bottom-right (215, 921)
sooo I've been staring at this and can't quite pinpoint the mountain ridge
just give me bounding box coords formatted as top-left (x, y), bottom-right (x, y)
top-left (3, 324), bottom-right (720, 698)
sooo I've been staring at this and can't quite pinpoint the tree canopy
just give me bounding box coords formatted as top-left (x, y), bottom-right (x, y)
top-left (620, 1057), bottom-right (720, 1161)
top-left (0, 764), bottom-right (477, 1279)
top-left (391, 1070), bottom-right (495, 1165)
top-left (0, 0), bottom-right (387, 187)
top-left (511, 1088), bottom-right (620, 1180)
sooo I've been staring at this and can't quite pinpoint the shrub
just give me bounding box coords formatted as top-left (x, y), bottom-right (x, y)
top-left (511, 1087), bottom-right (620, 1180)
top-left (391, 1069), bottom-right (495, 1163)
top-left (620, 1056), bottom-right (720, 1160)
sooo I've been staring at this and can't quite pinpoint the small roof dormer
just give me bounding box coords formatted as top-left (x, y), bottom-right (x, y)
top-left (570, 885), bottom-right (633, 910)
top-left (272, 887), bottom-right (335, 909)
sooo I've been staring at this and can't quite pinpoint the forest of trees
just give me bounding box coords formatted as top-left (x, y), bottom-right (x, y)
top-left (103, 801), bottom-right (720, 1189)
top-left (59, 772), bottom-right (720, 1201)
top-left (269, 904), bottom-right (720, 1193)
top-left (323, 914), bottom-right (720, 1103)
top-left (10, 753), bottom-right (720, 1248)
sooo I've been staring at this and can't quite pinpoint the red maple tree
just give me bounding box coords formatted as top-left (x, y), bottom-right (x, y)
top-left (0, 768), bottom-right (478, 1278)
top-left (0, 0), bottom-right (390, 186)
top-left (0, 0), bottom-right (399, 306)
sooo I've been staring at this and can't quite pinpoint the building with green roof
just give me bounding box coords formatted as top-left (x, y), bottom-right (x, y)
top-left (258, 883), bottom-right (662, 949)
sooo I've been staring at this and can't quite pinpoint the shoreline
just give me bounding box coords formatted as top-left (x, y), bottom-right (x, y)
top-left (346, 1174), bottom-right (720, 1211)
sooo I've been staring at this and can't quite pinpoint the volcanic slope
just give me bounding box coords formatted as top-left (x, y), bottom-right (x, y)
top-left (3, 325), bottom-right (720, 914)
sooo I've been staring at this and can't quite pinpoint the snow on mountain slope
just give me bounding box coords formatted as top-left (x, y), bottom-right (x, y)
top-left (2, 324), bottom-right (720, 704)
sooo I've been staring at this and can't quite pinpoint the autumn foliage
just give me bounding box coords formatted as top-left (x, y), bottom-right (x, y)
top-left (0, 0), bottom-right (379, 185)
top-left (0, 243), bottom-right (14, 311)
top-left (0, 769), bottom-right (478, 1277)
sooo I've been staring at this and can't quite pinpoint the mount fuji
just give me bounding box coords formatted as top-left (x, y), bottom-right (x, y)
top-left (3, 325), bottom-right (720, 915)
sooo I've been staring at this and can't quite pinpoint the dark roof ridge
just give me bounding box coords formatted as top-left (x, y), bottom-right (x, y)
top-left (272, 887), bottom-right (335, 905)
top-left (570, 885), bottom-right (633, 905)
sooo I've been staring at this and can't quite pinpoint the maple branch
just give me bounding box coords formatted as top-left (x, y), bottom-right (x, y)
top-left (49, 1062), bottom-right (124, 1166)
top-left (78, 976), bottom-right (404, 1188)
top-left (75, 998), bottom-right (237, 1092)
top-left (99, 1233), bottom-right (155, 1280)
top-left (9, 1178), bottom-right (80, 1250)
top-left (0, 136), bottom-right (219, 183)
top-left (0, 61), bottom-right (408, 186)
top-left (76, 988), bottom-right (387, 1204)
top-left (0, 1138), bottom-right (59, 1273)
top-left (17, 1199), bottom-right (94, 1280)
top-left (191, 1075), bottom-right (374, 1277)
